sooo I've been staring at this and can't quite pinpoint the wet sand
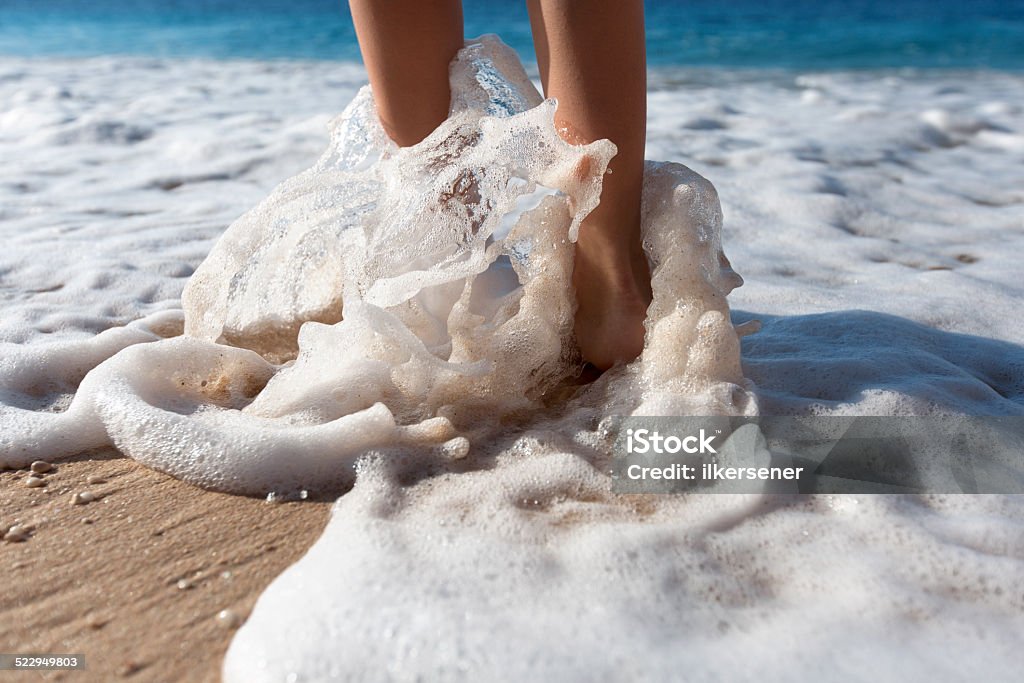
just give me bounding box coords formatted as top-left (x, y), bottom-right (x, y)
top-left (0, 453), bottom-right (331, 682)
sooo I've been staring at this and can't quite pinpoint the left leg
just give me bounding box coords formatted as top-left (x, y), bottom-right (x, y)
top-left (348, 0), bottom-right (464, 147)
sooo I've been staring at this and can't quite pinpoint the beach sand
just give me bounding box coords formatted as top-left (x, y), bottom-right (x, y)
top-left (0, 456), bottom-right (330, 681)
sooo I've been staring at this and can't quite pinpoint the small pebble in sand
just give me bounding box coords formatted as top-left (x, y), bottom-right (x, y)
top-left (177, 578), bottom-right (195, 590)
top-left (117, 660), bottom-right (144, 677)
top-left (25, 476), bottom-right (46, 488)
top-left (221, 570), bottom-right (233, 581)
top-left (265, 492), bottom-right (281, 504)
top-left (217, 609), bottom-right (242, 629)
top-left (86, 613), bottom-right (108, 629)
top-left (82, 518), bottom-right (94, 525)
top-left (30, 460), bottom-right (53, 474)
top-left (4, 525), bottom-right (30, 542)
top-left (86, 475), bottom-right (106, 485)
top-left (71, 491), bottom-right (97, 505)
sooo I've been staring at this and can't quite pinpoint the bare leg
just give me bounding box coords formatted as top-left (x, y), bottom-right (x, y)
top-left (528, 0), bottom-right (650, 370)
top-left (349, 0), bottom-right (464, 147)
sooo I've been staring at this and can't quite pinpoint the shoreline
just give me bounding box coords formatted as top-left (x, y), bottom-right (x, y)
top-left (3, 51), bottom-right (1024, 78)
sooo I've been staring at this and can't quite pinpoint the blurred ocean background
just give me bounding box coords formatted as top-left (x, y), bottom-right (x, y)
top-left (1, 0), bottom-right (1023, 69)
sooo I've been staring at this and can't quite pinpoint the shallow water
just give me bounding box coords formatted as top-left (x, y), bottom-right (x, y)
top-left (1, 35), bottom-right (1022, 681)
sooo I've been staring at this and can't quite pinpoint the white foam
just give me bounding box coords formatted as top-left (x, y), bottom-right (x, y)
top-left (1, 37), bottom-right (1022, 681)
top-left (0, 310), bottom-right (181, 465)
top-left (3, 36), bottom-right (751, 492)
top-left (225, 455), bottom-right (1024, 682)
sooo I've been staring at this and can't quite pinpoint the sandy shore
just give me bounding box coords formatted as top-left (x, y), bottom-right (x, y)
top-left (0, 452), bottom-right (331, 682)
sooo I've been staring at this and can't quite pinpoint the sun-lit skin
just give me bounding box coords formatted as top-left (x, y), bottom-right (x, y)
top-left (348, 0), bottom-right (650, 370)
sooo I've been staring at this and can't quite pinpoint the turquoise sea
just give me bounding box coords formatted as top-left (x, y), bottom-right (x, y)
top-left (1, 0), bottom-right (1022, 69)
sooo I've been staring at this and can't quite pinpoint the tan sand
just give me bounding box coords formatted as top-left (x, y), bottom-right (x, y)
top-left (0, 451), bottom-right (332, 682)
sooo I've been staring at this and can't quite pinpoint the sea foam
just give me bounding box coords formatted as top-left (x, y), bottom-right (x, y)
top-left (2, 35), bottom-right (1023, 683)
top-left (0, 36), bottom-right (752, 496)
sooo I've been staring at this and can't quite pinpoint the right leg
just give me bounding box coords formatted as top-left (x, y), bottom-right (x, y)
top-left (349, 0), bottom-right (464, 147)
top-left (527, 0), bottom-right (650, 370)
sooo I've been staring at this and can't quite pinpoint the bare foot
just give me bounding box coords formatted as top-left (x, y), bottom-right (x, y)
top-left (572, 230), bottom-right (652, 371)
